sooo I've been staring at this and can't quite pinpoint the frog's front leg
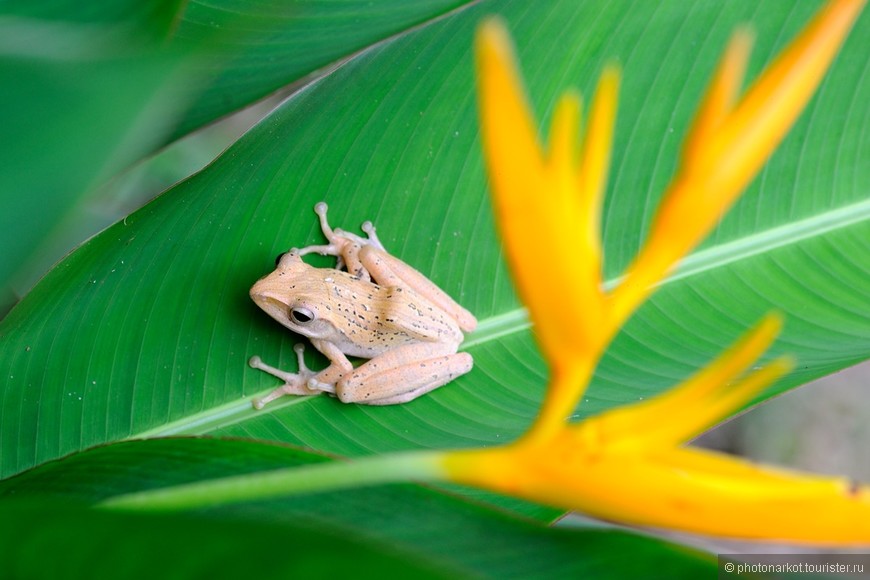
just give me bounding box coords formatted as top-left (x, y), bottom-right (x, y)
top-left (249, 344), bottom-right (319, 409)
top-left (335, 342), bottom-right (473, 405)
top-left (250, 341), bottom-right (355, 408)
top-left (305, 339), bottom-right (354, 391)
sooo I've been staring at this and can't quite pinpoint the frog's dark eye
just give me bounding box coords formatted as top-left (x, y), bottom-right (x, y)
top-left (274, 252), bottom-right (288, 267)
top-left (290, 307), bottom-right (314, 324)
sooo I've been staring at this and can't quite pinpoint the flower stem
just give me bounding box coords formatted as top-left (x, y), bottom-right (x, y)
top-left (98, 450), bottom-right (447, 512)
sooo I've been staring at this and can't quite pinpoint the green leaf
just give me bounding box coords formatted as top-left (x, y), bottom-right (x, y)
top-left (166, 0), bottom-right (478, 139)
top-left (0, 21), bottom-right (200, 289)
top-left (0, 438), bottom-right (716, 577)
top-left (1, 0), bottom-right (867, 515)
top-left (0, 501), bottom-right (458, 579)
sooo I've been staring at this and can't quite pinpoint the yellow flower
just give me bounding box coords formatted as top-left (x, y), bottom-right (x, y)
top-left (443, 0), bottom-right (869, 543)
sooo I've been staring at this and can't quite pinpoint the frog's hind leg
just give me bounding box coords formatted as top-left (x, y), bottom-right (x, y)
top-left (314, 202), bottom-right (385, 252)
top-left (335, 343), bottom-right (473, 405)
top-left (298, 202), bottom-right (380, 279)
top-left (357, 245), bottom-right (477, 333)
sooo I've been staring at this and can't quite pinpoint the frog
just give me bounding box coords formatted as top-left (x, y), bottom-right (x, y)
top-left (248, 202), bottom-right (477, 408)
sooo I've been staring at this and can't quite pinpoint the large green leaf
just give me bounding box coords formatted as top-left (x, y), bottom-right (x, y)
top-left (1, 0), bottom-right (867, 504)
top-left (0, 438), bottom-right (715, 577)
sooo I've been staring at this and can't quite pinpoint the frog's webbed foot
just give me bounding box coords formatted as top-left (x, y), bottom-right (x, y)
top-left (249, 343), bottom-right (318, 409)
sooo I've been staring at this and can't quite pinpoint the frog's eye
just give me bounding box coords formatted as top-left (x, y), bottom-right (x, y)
top-left (290, 307), bottom-right (314, 324)
top-left (274, 252), bottom-right (288, 267)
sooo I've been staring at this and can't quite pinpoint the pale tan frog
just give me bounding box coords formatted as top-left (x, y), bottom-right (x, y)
top-left (248, 202), bottom-right (477, 408)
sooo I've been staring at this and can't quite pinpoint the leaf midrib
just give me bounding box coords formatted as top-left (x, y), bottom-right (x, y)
top-left (133, 197), bottom-right (870, 438)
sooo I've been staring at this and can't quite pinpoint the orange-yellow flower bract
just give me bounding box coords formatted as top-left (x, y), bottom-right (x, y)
top-left (444, 0), bottom-right (869, 543)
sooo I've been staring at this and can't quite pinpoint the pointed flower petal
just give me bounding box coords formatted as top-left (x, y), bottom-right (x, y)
top-left (586, 314), bottom-right (790, 451)
top-left (682, 29), bottom-right (752, 167)
top-left (476, 20), bottom-right (611, 363)
top-left (477, 22), bottom-right (620, 438)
